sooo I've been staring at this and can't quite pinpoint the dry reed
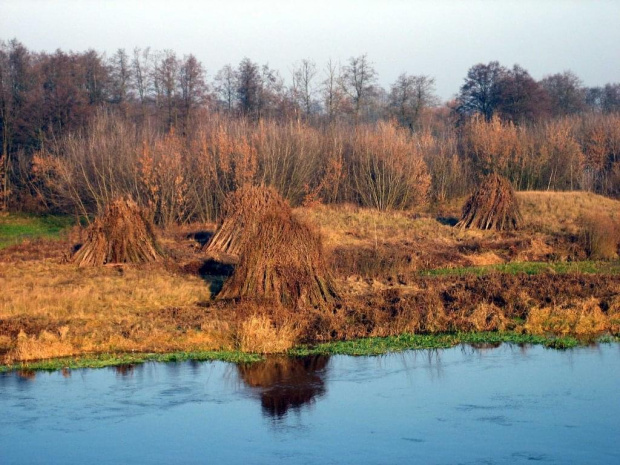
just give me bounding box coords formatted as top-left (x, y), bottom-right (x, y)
top-left (205, 185), bottom-right (290, 257)
top-left (457, 173), bottom-right (522, 230)
top-left (71, 198), bottom-right (163, 266)
top-left (218, 207), bottom-right (339, 309)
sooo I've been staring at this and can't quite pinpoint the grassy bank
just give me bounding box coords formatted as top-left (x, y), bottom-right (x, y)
top-left (3, 332), bottom-right (619, 373)
top-left (0, 350), bottom-right (263, 373)
top-left (289, 332), bottom-right (591, 356)
top-left (1, 193), bottom-right (619, 371)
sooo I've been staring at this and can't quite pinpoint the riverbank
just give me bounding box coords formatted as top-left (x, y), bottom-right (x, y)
top-left (1, 192), bottom-right (619, 369)
top-left (3, 332), bottom-right (619, 373)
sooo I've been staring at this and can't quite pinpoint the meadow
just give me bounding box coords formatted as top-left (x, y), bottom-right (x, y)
top-left (1, 191), bottom-right (619, 371)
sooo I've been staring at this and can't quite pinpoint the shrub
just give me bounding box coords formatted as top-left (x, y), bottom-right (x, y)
top-left (580, 213), bottom-right (619, 259)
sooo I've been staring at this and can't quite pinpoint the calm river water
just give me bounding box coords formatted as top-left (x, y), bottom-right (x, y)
top-left (1, 343), bottom-right (619, 464)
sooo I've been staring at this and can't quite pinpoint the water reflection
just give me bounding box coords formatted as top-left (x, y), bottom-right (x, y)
top-left (1, 344), bottom-right (619, 464)
top-left (237, 355), bottom-right (329, 418)
top-left (468, 341), bottom-right (502, 351)
top-left (16, 369), bottom-right (36, 381)
top-left (114, 364), bottom-right (135, 377)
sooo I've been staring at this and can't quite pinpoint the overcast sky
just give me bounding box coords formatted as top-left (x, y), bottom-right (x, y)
top-left (2, 0), bottom-right (619, 101)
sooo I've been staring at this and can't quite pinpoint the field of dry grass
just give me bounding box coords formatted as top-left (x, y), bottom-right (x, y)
top-left (299, 191), bottom-right (619, 277)
top-left (0, 261), bottom-right (233, 363)
top-left (1, 191), bottom-right (619, 365)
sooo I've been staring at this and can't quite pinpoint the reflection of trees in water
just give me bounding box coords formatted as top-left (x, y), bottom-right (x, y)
top-left (393, 349), bottom-right (445, 382)
top-left (17, 369), bottom-right (36, 380)
top-left (237, 356), bottom-right (329, 418)
top-left (467, 342), bottom-right (502, 351)
top-left (114, 364), bottom-right (135, 377)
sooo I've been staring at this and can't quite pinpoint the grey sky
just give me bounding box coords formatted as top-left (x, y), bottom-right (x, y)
top-left (2, 0), bottom-right (619, 101)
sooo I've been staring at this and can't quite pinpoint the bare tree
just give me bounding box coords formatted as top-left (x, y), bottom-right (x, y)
top-left (291, 59), bottom-right (318, 118)
top-left (109, 48), bottom-right (132, 108)
top-left (179, 54), bottom-right (207, 127)
top-left (154, 50), bottom-right (179, 130)
top-left (82, 49), bottom-right (108, 106)
top-left (540, 71), bottom-right (586, 117)
top-left (602, 83), bottom-right (620, 114)
top-left (321, 59), bottom-right (345, 124)
top-left (341, 54), bottom-right (377, 124)
top-left (457, 61), bottom-right (506, 121)
top-left (389, 73), bottom-right (437, 132)
top-left (132, 47), bottom-right (152, 107)
top-left (496, 65), bottom-right (549, 123)
top-left (236, 58), bottom-right (282, 119)
top-left (214, 64), bottom-right (237, 113)
top-left (236, 57), bottom-right (261, 117)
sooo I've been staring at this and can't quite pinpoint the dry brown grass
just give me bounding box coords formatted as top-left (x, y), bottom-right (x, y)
top-left (296, 191), bottom-right (620, 275)
top-left (608, 296), bottom-right (620, 335)
top-left (524, 299), bottom-right (610, 337)
top-left (0, 259), bottom-right (227, 363)
top-left (579, 213), bottom-right (619, 259)
top-left (236, 314), bottom-right (298, 354)
top-left (464, 303), bottom-right (508, 332)
top-left (13, 329), bottom-right (75, 362)
top-left (518, 191), bottom-right (620, 235)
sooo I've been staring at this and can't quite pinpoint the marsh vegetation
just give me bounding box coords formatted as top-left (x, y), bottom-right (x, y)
top-left (0, 190), bottom-right (619, 371)
top-left (1, 41), bottom-right (619, 371)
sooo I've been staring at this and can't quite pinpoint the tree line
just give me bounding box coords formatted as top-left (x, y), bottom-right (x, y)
top-left (1, 39), bottom-right (619, 218)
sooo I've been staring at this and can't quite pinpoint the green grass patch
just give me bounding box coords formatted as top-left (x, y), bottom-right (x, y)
top-left (2, 333), bottom-right (618, 373)
top-left (0, 213), bottom-right (74, 248)
top-left (419, 260), bottom-right (620, 277)
top-left (288, 332), bottom-right (598, 357)
top-left (0, 350), bottom-right (263, 373)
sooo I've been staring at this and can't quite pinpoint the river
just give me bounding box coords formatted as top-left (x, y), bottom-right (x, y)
top-left (1, 343), bottom-right (619, 464)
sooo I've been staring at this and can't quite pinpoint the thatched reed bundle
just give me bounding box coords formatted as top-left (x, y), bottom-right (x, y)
top-left (218, 208), bottom-right (339, 309)
top-left (457, 174), bottom-right (522, 231)
top-left (205, 185), bottom-right (290, 257)
top-left (72, 198), bottom-right (163, 266)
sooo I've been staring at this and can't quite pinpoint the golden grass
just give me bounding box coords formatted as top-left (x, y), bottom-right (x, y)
top-left (0, 261), bottom-right (210, 318)
top-left (296, 192), bottom-right (620, 274)
top-left (14, 330), bottom-right (75, 362)
top-left (524, 298), bottom-right (610, 337)
top-left (297, 203), bottom-right (460, 249)
top-left (467, 303), bottom-right (508, 332)
top-left (518, 191), bottom-right (620, 235)
top-left (1, 191), bottom-right (619, 363)
top-left (0, 260), bottom-right (226, 363)
top-left (236, 314), bottom-right (298, 354)
top-left (298, 192), bottom-right (620, 249)
top-left (608, 296), bottom-right (620, 335)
